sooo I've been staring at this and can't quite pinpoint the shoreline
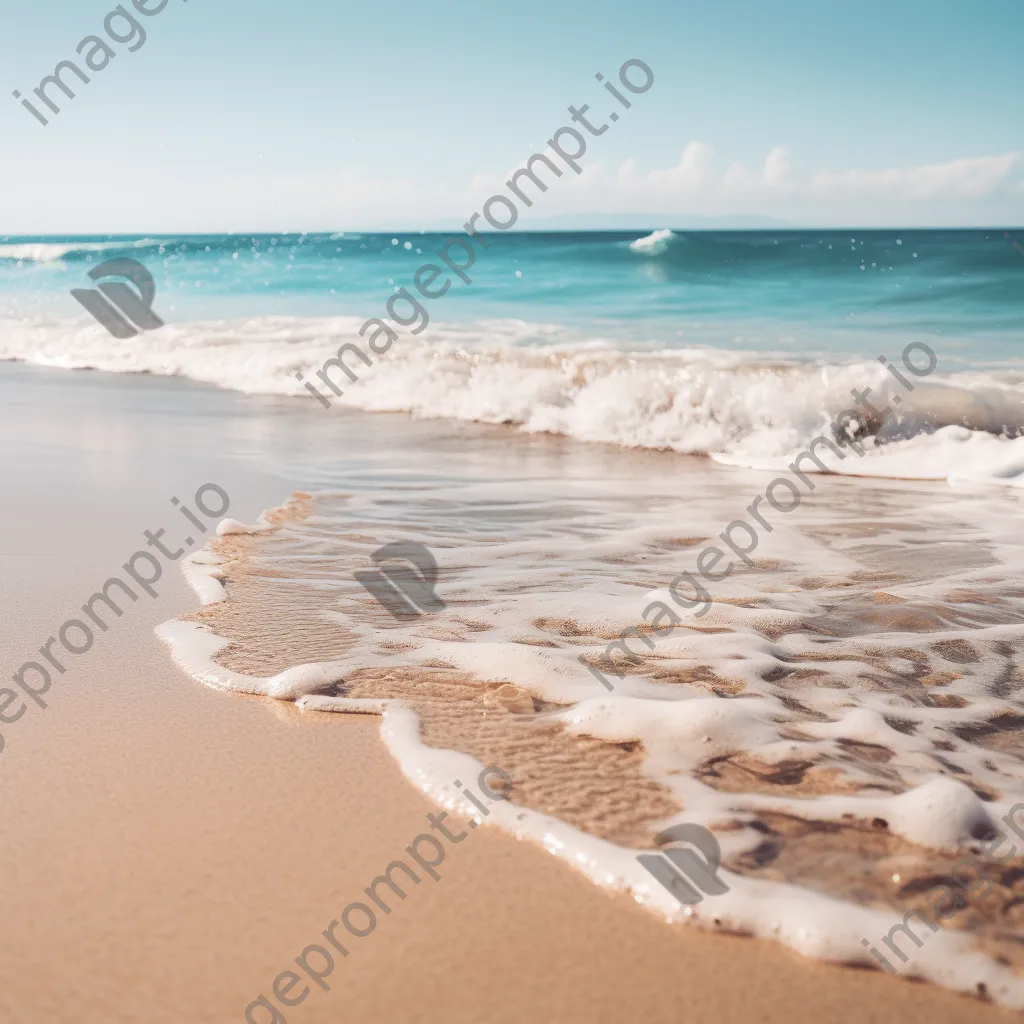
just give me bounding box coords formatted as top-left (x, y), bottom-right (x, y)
top-left (163, 483), bottom-right (1024, 1011)
top-left (0, 362), bottom-right (1018, 1023)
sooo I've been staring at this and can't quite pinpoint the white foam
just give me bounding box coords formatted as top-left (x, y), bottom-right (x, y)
top-left (216, 517), bottom-right (274, 536)
top-left (180, 551), bottom-right (228, 605)
top-left (380, 702), bottom-right (1024, 1008)
top-left (0, 239), bottom-right (160, 264)
top-left (154, 468), bottom-right (1024, 1007)
top-left (4, 312), bottom-right (1023, 485)
top-left (629, 228), bottom-right (675, 253)
top-left (155, 620), bottom-right (349, 700)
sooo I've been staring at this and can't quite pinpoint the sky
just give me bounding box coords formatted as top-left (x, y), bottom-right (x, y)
top-left (0, 0), bottom-right (1021, 233)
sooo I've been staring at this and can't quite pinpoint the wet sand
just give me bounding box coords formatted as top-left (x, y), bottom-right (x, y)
top-left (0, 362), bottom-right (1014, 1023)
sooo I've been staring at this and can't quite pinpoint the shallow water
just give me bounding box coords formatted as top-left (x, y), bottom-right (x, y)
top-left (156, 415), bottom-right (1024, 1006)
top-left (6, 224), bottom-right (1023, 1003)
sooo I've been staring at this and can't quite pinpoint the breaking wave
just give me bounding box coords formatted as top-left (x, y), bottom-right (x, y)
top-left (3, 312), bottom-right (1024, 486)
top-left (629, 228), bottom-right (675, 254)
top-left (0, 239), bottom-right (163, 264)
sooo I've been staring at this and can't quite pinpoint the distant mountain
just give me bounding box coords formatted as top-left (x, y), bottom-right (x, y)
top-left (506, 212), bottom-right (800, 231)
top-left (323, 212), bottom-right (802, 233)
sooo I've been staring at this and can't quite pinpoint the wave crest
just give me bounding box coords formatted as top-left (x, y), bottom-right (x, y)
top-left (3, 312), bottom-right (1024, 484)
top-left (0, 239), bottom-right (162, 264)
top-left (629, 228), bottom-right (675, 254)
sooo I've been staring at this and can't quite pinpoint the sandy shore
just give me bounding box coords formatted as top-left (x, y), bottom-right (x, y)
top-left (0, 362), bottom-right (1014, 1024)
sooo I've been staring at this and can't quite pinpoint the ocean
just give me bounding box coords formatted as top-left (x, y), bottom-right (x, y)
top-left (1, 228), bottom-right (1022, 481)
top-left (5, 226), bottom-right (1024, 1006)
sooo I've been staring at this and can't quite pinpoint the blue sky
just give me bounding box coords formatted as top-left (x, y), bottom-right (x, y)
top-left (1, 0), bottom-right (1021, 233)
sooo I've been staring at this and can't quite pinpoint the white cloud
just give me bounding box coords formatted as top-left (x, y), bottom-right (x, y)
top-left (509, 143), bottom-right (1023, 225)
top-left (723, 146), bottom-right (793, 194)
top-left (314, 145), bottom-right (1022, 228)
top-left (3, 139), bottom-right (1019, 233)
top-left (809, 152), bottom-right (1019, 199)
top-left (647, 141), bottom-right (715, 193)
top-left (226, 143), bottom-right (1023, 230)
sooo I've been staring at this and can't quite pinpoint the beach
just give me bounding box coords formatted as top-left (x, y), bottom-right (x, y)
top-left (3, 0), bottom-right (1023, 1011)
top-left (1, 359), bottom-right (1022, 1022)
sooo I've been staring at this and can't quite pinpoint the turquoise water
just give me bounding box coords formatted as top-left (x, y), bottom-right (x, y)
top-left (2, 229), bottom-right (1022, 368)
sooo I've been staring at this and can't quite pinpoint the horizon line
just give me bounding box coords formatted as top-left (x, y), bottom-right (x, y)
top-left (3, 225), bottom-right (1024, 239)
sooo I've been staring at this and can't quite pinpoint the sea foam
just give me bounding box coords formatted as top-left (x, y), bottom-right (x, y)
top-left (3, 312), bottom-right (1023, 486)
top-left (629, 228), bottom-right (675, 253)
top-left (156, 472), bottom-right (1024, 1008)
top-left (0, 239), bottom-right (161, 264)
